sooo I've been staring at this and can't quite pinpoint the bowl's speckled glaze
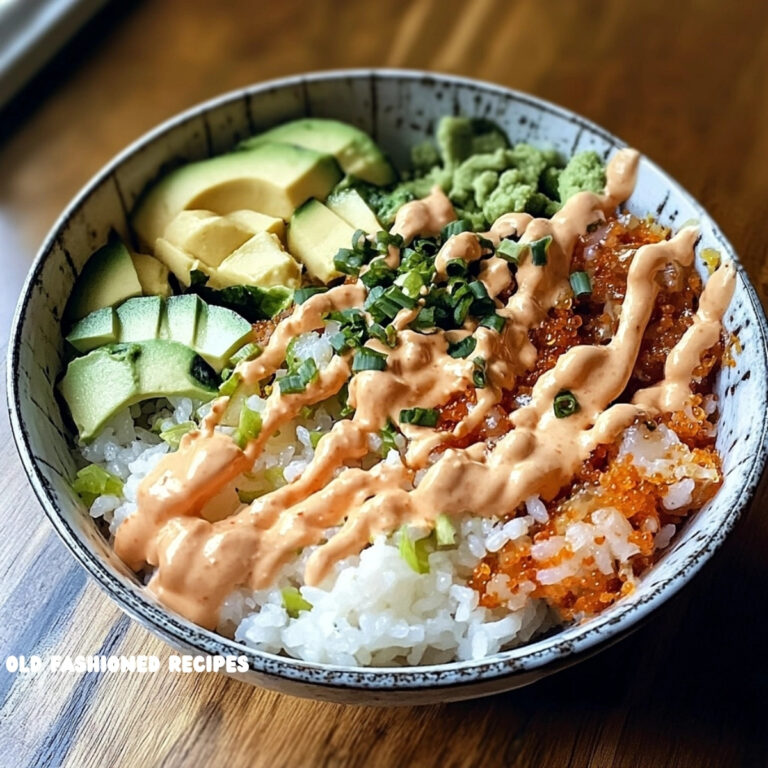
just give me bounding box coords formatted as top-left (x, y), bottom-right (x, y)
top-left (8, 70), bottom-right (768, 705)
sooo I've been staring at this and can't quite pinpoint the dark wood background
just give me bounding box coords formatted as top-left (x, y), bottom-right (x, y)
top-left (1, 1), bottom-right (766, 766)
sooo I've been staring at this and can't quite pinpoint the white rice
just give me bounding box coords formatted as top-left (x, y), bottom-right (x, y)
top-left (78, 395), bottom-right (719, 666)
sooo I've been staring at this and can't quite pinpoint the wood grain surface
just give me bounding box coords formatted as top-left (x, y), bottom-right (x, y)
top-left (1, 1), bottom-right (767, 766)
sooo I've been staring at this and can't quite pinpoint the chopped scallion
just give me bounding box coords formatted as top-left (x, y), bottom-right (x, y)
top-left (496, 239), bottom-right (526, 264)
top-left (398, 527), bottom-right (431, 574)
top-left (479, 313), bottom-right (505, 333)
top-left (234, 405), bottom-right (263, 448)
top-left (435, 514), bottom-right (456, 547)
top-left (159, 421), bottom-right (196, 450)
top-left (352, 347), bottom-right (388, 372)
top-left (440, 219), bottom-right (473, 240)
top-left (72, 464), bottom-right (123, 506)
top-left (229, 342), bottom-right (262, 366)
top-left (282, 586), bottom-right (312, 617)
top-left (569, 270), bottom-right (592, 299)
top-left (448, 336), bottom-right (477, 358)
top-left (553, 389), bottom-right (580, 418)
top-left (530, 235), bottom-right (552, 266)
top-left (472, 357), bottom-right (487, 388)
top-left (293, 286), bottom-right (328, 304)
top-left (399, 407), bottom-right (439, 427)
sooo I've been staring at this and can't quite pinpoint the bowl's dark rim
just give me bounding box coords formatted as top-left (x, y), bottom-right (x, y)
top-left (7, 68), bottom-right (768, 693)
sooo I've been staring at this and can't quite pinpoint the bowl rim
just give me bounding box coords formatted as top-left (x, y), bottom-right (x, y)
top-left (8, 67), bottom-right (768, 692)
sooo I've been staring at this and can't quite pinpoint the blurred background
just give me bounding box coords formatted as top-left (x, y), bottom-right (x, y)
top-left (1, 2), bottom-right (766, 766)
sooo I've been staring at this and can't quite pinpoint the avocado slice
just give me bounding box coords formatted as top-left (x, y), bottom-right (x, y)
top-left (131, 253), bottom-right (171, 298)
top-left (211, 231), bottom-right (302, 290)
top-left (131, 142), bottom-right (342, 250)
top-left (66, 307), bottom-right (118, 353)
top-left (66, 236), bottom-right (143, 321)
top-left (116, 296), bottom-right (163, 341)
top-left (154, 238), bottom-right (202, 287)
top-left (59, 340), bottom-right (218, 442)
top-left (65, 294), bottom-right (251, 371)
top-left (326, 188), bottom-right (382, 233)
top-left (239, 119), bottom-right (396, 187)
top-left (287, 199), bottom-right (356, 283)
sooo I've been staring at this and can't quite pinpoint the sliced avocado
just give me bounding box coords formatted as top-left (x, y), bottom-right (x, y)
top-left (194, 303), bottom-right (253, 371)
top-left (326, 188), bottom-right (382, 233)
top-left (164, 210), bottom-right (254, 268)
top-left (287, 199), bottom-right (356, 283)
top-left (226, 210), bottom-right (285, 242)
top-left (60, 340), bottom-right (218, 442)
top-left (161, 294), bottom-right (203, 347)
top-left (67, 236), bottom-right (143, 321)
top-left (239, 118), bottom-right (396, 187)
top-left (211, 231), bottom-right (302, 290)
top-left (66, 307), bottom-right (118, 353)
top-left (116, 296), bottom-right (163, 342)
top-left (131, 143), bottom-right (342, 249)
top-left (131, 253), bottom-right (171, 298)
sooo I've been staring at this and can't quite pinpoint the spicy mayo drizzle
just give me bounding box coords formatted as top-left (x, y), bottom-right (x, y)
top-left (114, 148), bottom-right (735, 629)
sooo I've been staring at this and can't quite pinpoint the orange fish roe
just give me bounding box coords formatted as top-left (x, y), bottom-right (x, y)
top-left (467, 214), bottom-right (728, 624)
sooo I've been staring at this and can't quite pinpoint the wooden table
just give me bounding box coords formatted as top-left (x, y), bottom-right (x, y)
top-left (1, 1), bottom-right (767, 765)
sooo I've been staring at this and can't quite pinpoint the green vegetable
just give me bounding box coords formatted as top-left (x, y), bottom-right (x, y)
top-left (229, 342), bottom-right (262, 366)
top-left (186, 282), bottom-right (292, 322)
top-left (530, 235), bottom-right (552, 266)
top-left (218, 370), bottom-right (240, 396)
top-left (410, 306), bottom-right (436, 331)
top-left (379, 420), bottom-right (400, 457)
top-left (72, 464), bottom-right (123, 506)
top-left (279, 358), bottom-right (319, 395)
top-left (448, 336), bottom-right (477, 358)
top-left (365, 285), bottom-right (417, 324)
top-left (399, 407), bottom-right (439, 427)
top-left (435, 514), bottom-right (456, 547)
top-left (282, 586), bottom-right (313, 617)
top-left (553, 389), bottom-right (580, 418)
top-left (360, 259), bottom-right (397, 289)
top-left (472, 356), bottom-right (487, 388)
top-left (479, 313), bottom-right (505, 333)
top-left (294, 286), bottom-right (328, 304)
top-left (440, 219), bottom-right (473, 240)
top-left (352, 347), bottom-right (388, 372)
top-left (496, 238), bottom-right (525, 265)
top-left (159, 421), bottom-right (196, 449)
top-left (398, 527), bottom-right (431, 574)
top-left (569, 270), bottom-right (592, 299)
top-left (368, 323), bottom-right (397, 347)
top-left (234, 404), bottom-right (263, 448)
top-left (309, 430), bottom-right (324, 449)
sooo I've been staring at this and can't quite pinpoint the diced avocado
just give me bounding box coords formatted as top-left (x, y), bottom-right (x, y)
top-left (211, 231), bottom-right (302, 290)
top-left (287, 199), bottom-right (356, 283)
top-left (226, 210), bottom-right (285, 242)
top-left (116, 296), bottom-right (163, 342)
top-left (194, 304), bottom-right (253, 371)
top-left (131, 253), bottom-right (171, 298)
top-left (66, 236), bottom-right (143, 321)
top-left (131, 142), bottom-right (342, 249)
top-left (326, 188), bottom-right (382, 233)
top-left (66, 307), bottom-right (118, 353)
top-left (59, 340), bottom-right (218, 442)
top-left (163, 210), bottom-right (254, 268)
top-left (161, 294), bottom-right (203, 347)
top-left (239, 118), bottom-right (396, 187)
top-left (154, 238), bottom-right (202, 287)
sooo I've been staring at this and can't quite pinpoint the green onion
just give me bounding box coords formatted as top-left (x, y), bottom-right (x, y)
top-left (530, 235), bottom-right (552, 266)
top-left (360, 259), bottom-right (397, 289)
top-left (496, 238), bottom-right (526, 265)
top-left (352, 347), bottom-right (388, 372)
top-left (365, 285), bottom-right (417, 323)
top-left (441, 219), bottom-right (473, 240)
top-left (72, 464), bottom-right (123, 506)
top-left (159, 421), bottom-right (196, 450)
top-left (400, 269), bottom-right (425, 298)
top-left (309, 430), bottom-right (324, 449)
top-left (229, 342), bottom-right (262, 366)
top-left (328, 331), bottom-right (350, 353)
top-left (410, 306), bottom-right (436, 331)
top-left (553, 389), bottom-right (580, 418)
top-left (333, 247), bottom-right (366, 276)
top-left (398, 527), bottom-right (431, 574)
top-left (479, 313), bottom-right (506, 333)
top-left (569, 271), bottom-right (592, 299)
top-left (368, 323), bottom-right (397, 347)
top-left (399, 407), bottom-right (439, 427)
top-left (453, 294), bottom-right (473, 325)
top-left (279, 358), bottom-right (318, 395)
top-left (374, 231), bottom-right (404, 253)
top-left (445, 259), bottom-right (470, 279)
top-left (434, 514), bottom-right (456, 547)
top-left (472, 357), bottom-right (487, 388)
top-left (281, 586), bottom-right (313, 617)
top-left (379, 420), bottom-right (400, 457)
top-left (293, 286), bottom-right (328, 304)
top-left (448, 336), bottom-right (477, 358)
top-left (234, 405), bottom-right (263, 448)
top-left (219, 371), bottom-right (241, 397)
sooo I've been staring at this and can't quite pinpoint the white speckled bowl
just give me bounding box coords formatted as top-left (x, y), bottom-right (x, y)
top-left (8, 70), bottom-right (768, 705)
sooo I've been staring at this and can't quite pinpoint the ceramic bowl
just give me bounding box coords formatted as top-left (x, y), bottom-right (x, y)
top-left (8, 70), bottom-right (768, 705)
